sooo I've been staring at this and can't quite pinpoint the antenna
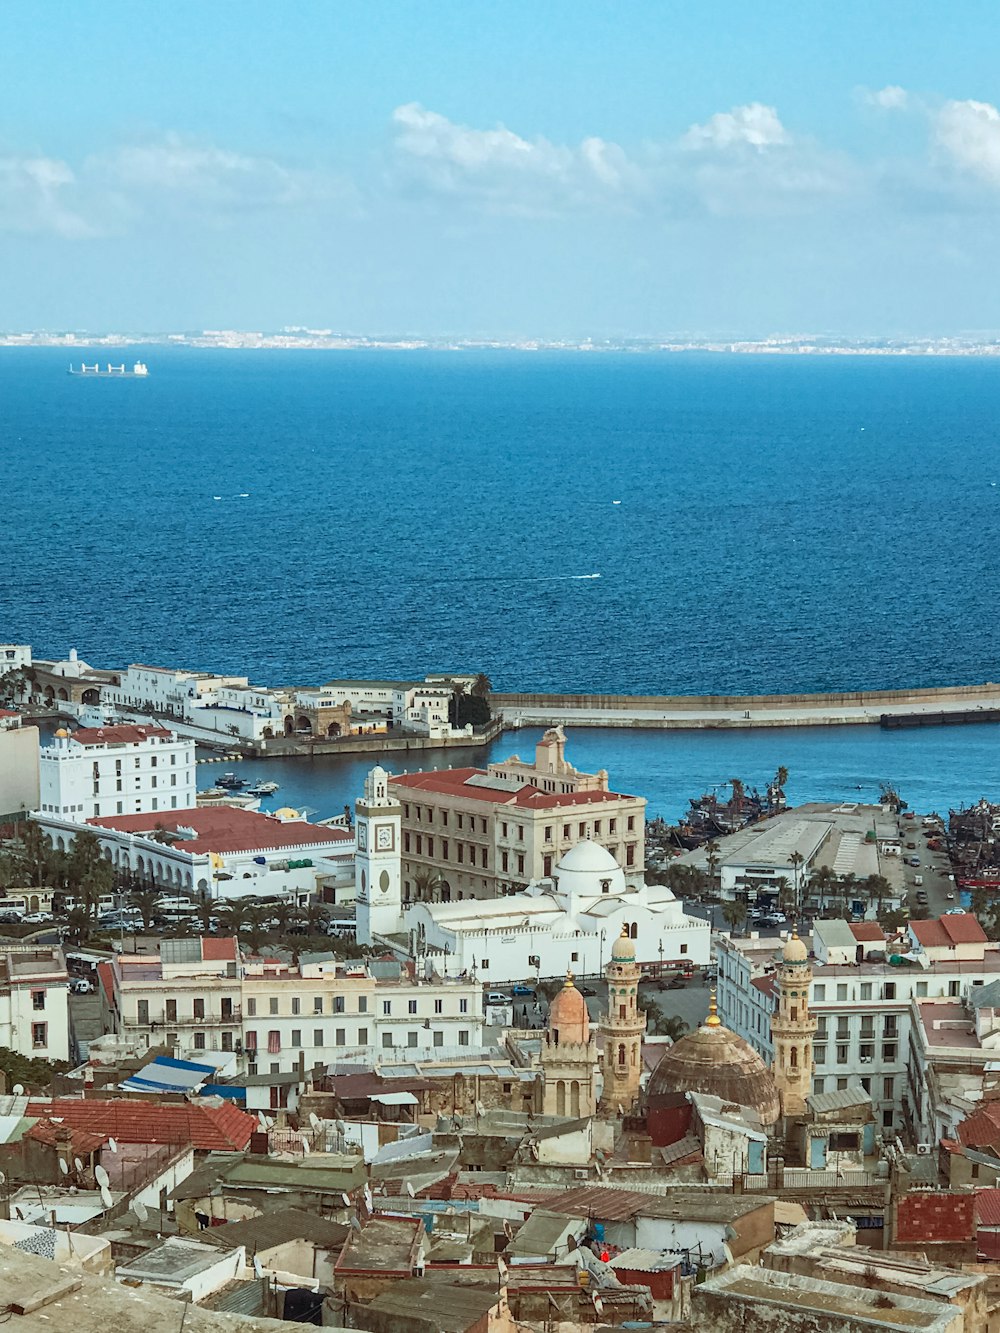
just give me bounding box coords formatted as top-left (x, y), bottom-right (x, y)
top-left (94, 1165), bottom-right (110, 1188)
top-left (11, 1084), bottom-right (23, 1096)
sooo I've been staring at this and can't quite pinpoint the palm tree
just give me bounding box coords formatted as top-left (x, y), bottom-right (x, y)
top-left (63, 907), bottom-right (91, 947)
top-left (775, 876), bottom-right (795, 918)
top-left (722, 899), bottom-right (747, 935)
top-left (242, 905), bottom-right (270, 954)
top-left (217, 901), bottom-right (249, 939)
top-left (807, 866), bottom-right (838, 916)
top-left (787, 851), bottom-right (805, 919)
top-left (304, 901), bottom-right (329, 936)
top-left (195, 892), bottom-right (214, 933)
top-left (149, 823), bottom-right (176, 846)
top-left (704, 841), bottom-right (721, 898)
top-left (471, 673), bottom-right (492, 699)
top-left (131, 890), bottom-right (160, 930)
top-left (412, 868), bottom-right (444, 903)
top-left (271, 900), bottom-right (305, 938)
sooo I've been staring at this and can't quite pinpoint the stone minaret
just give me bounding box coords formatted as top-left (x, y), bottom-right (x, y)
top-left (599, 926), bottom-right (647, 1116)
top-left (540, 971), bottom-right (598, 1120)
top-left (770, 932), bottom-right (818, 1117)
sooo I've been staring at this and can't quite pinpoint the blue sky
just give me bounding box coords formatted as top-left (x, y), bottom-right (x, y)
top-left (4, 2), bottom-right (1000, 335)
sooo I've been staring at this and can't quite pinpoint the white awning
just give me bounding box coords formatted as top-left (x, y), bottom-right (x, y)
top-left (370, 1092), bottom-right (418, 1106)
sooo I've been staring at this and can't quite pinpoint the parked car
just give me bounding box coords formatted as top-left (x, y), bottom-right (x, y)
top-left (667, 974), bottom-right (687, 989)
top-left (945, 907), bottom-right (965, 915)
top-left (70, 978), bottom-right (94, 995)
top-left (511, 984), bottom-right (535, 997)
top-left (21, 911), bottom-right (54, 924)
top-left (579, 985), bottom-right (597, 997)
top-left (485, 992), bottom-right (511, 1005)
top-left (908, 857), bottom-right (921, 867)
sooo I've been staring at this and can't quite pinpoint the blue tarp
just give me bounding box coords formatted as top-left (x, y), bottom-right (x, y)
top-left (119, 1055), bottom-right (218, 1095)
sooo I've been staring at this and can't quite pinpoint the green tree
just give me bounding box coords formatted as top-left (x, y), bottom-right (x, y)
top-left (271, 900), bottom-right (304, 937)
top-left (807, 866), bottom-right (838, 916)
top-left (195, 892), bottom-right (214, 933)
top-left (704, 841), bottom-right (721, 897)
top-left (413, 868), bottom-right (444, 902)
top-left (644, 1002), bottom-right (688, 1042)
top-left (218, 901), bottom-right (249, 938)
top-left (304, 901), bottom-right (329, 936)
top-left (131, 890), bottom-right (160, 931)
top-left (787, 852), bottom-right (805, 918)
top-left (63, 907), bottom-right (92, 947)
top-left (471, 673), bottom-right (493, 698)
top-left (0, 667), bottom-right (29, 706)
top-left (14, 820), bottom-right (51, 886)
top-left (242, 904), bottom-right (270, 954)
top-left (775, 876), bottom-right (795, 917)
top-left (722, 899), bottom-right (747, 935)
top-left (0, 1045), bottom-right (68, 1093)
top-left (665, 863), bottom-right (706, 899)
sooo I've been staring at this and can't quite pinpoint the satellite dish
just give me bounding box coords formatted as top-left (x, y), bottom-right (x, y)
top-left (131, 1200), bottom-right (148, 1223)
top-left (257, 1113), bottom-right (269, 1131)
top-left (301, 1136), bottom-right (310, 1154)
top-left (13, 1206), bottom-right (23, 1220)
top-left (476, 1101), bottom-right (485, 1117)
top-left (108, 1138), bottom-right (118, 1153)
top-left (497, 1257), bottom-right (508, 1280)
top-left (308, 1112), bottom-right (320, 1130)
top-left (363, 1186), bottom-right (373, 1212)
top-left (0, 1171), bottom-right (5, 1185)
top-left (405, 1181), bottom-right (415, 1198)
top-left (94, 1165), bottom-right (110, 1188)
top-left (11, 1084), bottom-right (23, 1096)
top-left (74, 1157), bottom-right (84, 1172)
top-left (100, 1185), bottom-right (113, 1209)
top-left (349, 1216), bottom-right (362, 1232)
top-left (253, 1255), bottom-right (264, 1278)
top-left (335, 1119), bottom-right (346, 1135)
top-left (58, 1158), bottom-right (68, 1175)
top-left (340, 1192), bottom-right (351, 1208)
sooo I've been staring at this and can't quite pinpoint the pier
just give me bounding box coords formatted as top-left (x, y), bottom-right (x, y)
top-left (493, 683), bottom-right (1000, 731)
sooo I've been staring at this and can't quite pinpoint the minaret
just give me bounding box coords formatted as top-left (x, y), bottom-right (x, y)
top-left (599, 925), bottom-right (647, 1116)
top-left (770, 931), bottom-right (818, 1117)
top-left (540, 970), bottom-right (598, 1119)
top-left (355, 766), bottom-right (403, 946)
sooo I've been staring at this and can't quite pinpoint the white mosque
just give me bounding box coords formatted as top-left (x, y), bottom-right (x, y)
top-left (354, 766), bottom-right (711, 982)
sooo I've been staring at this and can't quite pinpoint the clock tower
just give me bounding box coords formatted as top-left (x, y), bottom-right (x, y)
top-left (355, 766), bottom-right (403, 946)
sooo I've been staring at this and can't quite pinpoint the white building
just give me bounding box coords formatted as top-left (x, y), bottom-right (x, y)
top-left (0, 644), bottom-right (32, 674)
top-left (101, 938), bottom-right (483, 1073)
top-left (0, 944), bottom-right (70, 1062)
top-left (38, 724), bottom-right (196, 823)
top-left (716, 912), bottom-right (998, 1135)
top-left (103, 664), bottom-right (286, 743)
top-left (0, 711), bottom-right (39, 821)
top-left (41, 804), bottom-right (353, 902)
top-left (404, 840), bottom-right (711, 984)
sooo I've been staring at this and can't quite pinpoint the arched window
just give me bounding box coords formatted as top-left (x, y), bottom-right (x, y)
top-left (630, 922), bottom-right (638, 939)
top-left (618, 1043), bottom-right (626, 1065)
top-left (556, 1081), bottom-right (566, 1116)
top-left (790, 1006), bottom-right (798, 1022)
top-left (790, 1045), bottom-right (798, 1068)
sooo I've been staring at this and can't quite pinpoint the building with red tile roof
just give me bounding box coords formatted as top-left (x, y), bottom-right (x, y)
top-left (88, 805), bottom-right (351, 856)
top-left (23, 1098), bottom-right (256, 1152)
top-left (909, 914), bottom-right (988, 960)
top-left (388, 731), bottom-right (645, 901)
top-left (38, 722), bottom-right (195, 824)
top-left (850, 922), bottom-right (885, 945)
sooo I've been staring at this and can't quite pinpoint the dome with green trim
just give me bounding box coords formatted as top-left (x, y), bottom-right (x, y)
top-left (611, 925), bottom-right (637, 962)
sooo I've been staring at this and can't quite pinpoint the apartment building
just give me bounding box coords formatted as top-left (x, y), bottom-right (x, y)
top-left (716, 913), bottom-right (998, 1135)
top-left (0, 945), bottom-right (70, 1062)
top-left (101, 938), bottom-right (483, 1075)
top-left (38, 724), bottom-right (195, 822)
top-left (389, 730), bottom-right (644, 902)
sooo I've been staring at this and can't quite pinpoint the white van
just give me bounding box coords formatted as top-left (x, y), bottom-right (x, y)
top-left (913, 875), bottom-right (923, 887)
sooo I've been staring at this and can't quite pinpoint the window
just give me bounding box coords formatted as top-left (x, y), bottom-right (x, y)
top-left (883, 1015), bottom-right (898, 1036)
top-left (884, 982), bottom-right (896, 1000)
top-left (680, 943), bottom-right (688, 955)
top-left (836, 1044), bottom-right (848, 1064)
top-left (459, 998), bottom-right (468, 1014)
top-left (193, 1031), bottom-right (206, 1050)
top-left (609, 819), bottom-right (617, 834)
top-left (408, 999), bottom-right (418, 1014)
top-left (502, 851), bottom-right (509, 872)
top-left (267, 1030), bottom-right (280, 1054)
top-left (314, 996), bottom-right (323, 1014)
top-left (836, 984), bottom-right (848, 1001)
top-left (221, 1032), bottom-right (233, 1052)
top-left (407, 1031), bottom-right (419, 1047)
top-left (246, 998), bottom-right (257, 1017)
top-left (501, 821), bottom-right (508, 837)
top-left (571, 951), bottom-right (579, 963)
top-left (544, 825), bottom-right (552, 842)
top-left (434, 998), bottom-right (443, 1014)
top-left (481, 847), bottom-right (487, 868)
top-left (813, 1077), bottom-right (825, 1093)
top-left (594, 820), bottom-right (602, 835)
top-left (31, 990), bottom-right (45, 1011)
top-left (358, 996), bottom-right (368, 1013)
top-left (334, 995), bottom-right (345, 1014)
top-left (336, 1028), bottom-right (346, 1045)
top-left (32, 1023), bottom-right (47, 1048)
top-left (883, 1042), bottom-right (897, 1061)
top-left (457, 845), bottom-right (463, 864)
top-left (860, 982), bottom-right (872, 1000)
top-left (916, 981), bottom-right (928, 997)
top-left (433, 1029), bottom-right (444, 1047)
top-left (269, 997), bottom-right (279, 1015)
top-left (883, 1108), bottom-right (894, 1128)
top-left (193, 997), bottom-right (205, 1020)
top-left (381, 1032), bottom-right (394, 1049)
top-left (458, 1030), bottom-right (469, 1046)
top-left (883, 1076), bottom-right (894, 1099)
top-left (166, 999), bottom-right (177, 1022)
top-left (443, 839), bottom-right (449, 860)
top-left (517, 854), bottom-right (524, 875)
top-left (543, 855), bottom-right (552, 877)
top-left (358, 1027), bottom-right (368, 1045)
top-left (291, 1029), bottom-right (301, 1046)
top-left (813, 984), bottom-right (826, 1001)
top-left (245, 1030), bottom-right (257, 1051)
top-left (383, 1000), bottom-right (392, 1015)
top-left (949, 980), bottom-right (960, 998)
top-left (837, 1078), bottom-right (848, 1091)
top-left (314, 1029), bottom-right (324, 1046)
top-left (517, 825), bottom-right (524, 840)
top-left (814, 1045), bottom-right (826, 1065)
top-left (860, 1043), bottom-right (874, 1060)
top-left (457, 813), bottom-right (463, 830)
top-left (291, 997), bottom-right (301, 1015)
top-left (137, 999), bottom-right (149, 1025)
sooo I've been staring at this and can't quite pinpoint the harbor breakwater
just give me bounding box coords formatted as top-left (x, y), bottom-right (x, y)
top-left (493, 682), bottom-right (1000, 730)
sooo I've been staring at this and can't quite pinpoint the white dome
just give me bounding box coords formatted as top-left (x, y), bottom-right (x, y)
top-left (557, 840), bottom-right (619, 875)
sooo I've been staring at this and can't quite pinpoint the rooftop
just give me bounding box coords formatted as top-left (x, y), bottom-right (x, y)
top-left (116, 1237), bottom-right (230, 1285)
top-left (61, 724), bottom-right (174, 746)
top-left (915, 999), bottom-right (983, 1050)
top-left (363, 1279), bottom-right (502, 1332)
top-left (198, 1207), bottom-right (348, 1254)
top-left (389, 765), bottom-right (635, 808)
top-left (911, 914), bottom-right (988, 948)
top-left (24, 1097), bottom-right (256, 1151)
top-left (543, 1184), bottom-right (772, 1224)
top-left (336, 1216), bottom-right (423, 1273)
top-left (88, 805), bottom-right (352, 854)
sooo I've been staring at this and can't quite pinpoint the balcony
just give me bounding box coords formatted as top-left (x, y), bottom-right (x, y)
top-left (137, 1007), bottom-right (242, 1028)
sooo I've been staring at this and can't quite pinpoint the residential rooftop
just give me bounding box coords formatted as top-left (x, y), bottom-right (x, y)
top-left (88, 805), bottom-right (352, 854)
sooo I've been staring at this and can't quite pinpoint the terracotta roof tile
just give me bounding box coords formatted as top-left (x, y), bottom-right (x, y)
top-left (958, 1102), bottom-right (1000, 1151)
top-left (850, 923), bottom-right (885, 943)
top-left (26, 1117), bottom-right (107, 1155)
top-left (389, 767), bottom-right (634, 808)
top-left (69, 725), bottom-right (174, 745)
top-left (88, 806), bottom-right (352, 855)
top-left (96, 960), bottom-right (115, 1004)
top-left (201, 937), bottom-right (237, 962)
top-left (976, 1188), bottom-right (1000, 1227)
top-left (24, 1098), bottom-right (256, 1151)
top-left (911, 914), bottom-right (988, 948)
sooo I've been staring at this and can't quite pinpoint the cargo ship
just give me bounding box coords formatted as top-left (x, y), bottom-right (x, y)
top-left (69, 362), bottom-right (149, 377)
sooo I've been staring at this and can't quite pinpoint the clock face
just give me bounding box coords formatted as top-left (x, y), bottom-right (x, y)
top-left (376, 824), bottom-right (393, 851)
top-left (357, 824), bottom-right (367, 851)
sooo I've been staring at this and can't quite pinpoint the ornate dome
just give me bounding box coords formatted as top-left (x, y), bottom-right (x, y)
top-left (647, 1001), bottom-right (780, 1127)
top-left (548, 971), bottom-right (590, 1044)
top-left (611, 926), bottom-right (636, 961)
top-left (273, 806), bottom-right (300, 819)
top-left (783, 932), bottom-right (808, 963)
top-left (54, 727), bottom-right (69, 738)
top-left (557, 840), bottom-right (619, 874)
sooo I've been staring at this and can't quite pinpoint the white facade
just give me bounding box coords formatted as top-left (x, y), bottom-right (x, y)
top-left (38, 724), bottom-right (196, 823)
top-left (103, 664), bottom-right (287, 742)
top-left (322, 678), bottom-right (457, 736)
top-left (0, 945), bottom-right (70, 1062)
top-left (0, 718), bottom-right (40, 819)
top-left (0, 644), bottom-right (32, 672)
top-left (356, 766), bottom-right (403, 945)
top-left (716, 923), bottom-right (1000, 1135)
top-left (105, 942), bottom-right (482, 1073)
top-left (406, 840), bottom-right (711, 984)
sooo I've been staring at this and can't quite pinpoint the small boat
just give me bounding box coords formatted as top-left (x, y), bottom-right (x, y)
top-left (69, 361), bottom-right (149, 377)
top-left (248, 780), bottom-right (280, 796)
top-left (216, 772), bottom-right (247, 789)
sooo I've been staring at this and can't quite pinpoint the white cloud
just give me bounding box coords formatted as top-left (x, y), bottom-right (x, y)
top-left (681, 103), bottom-right (789, 150)
top-left (0, 153), bottom-right (94, 237)
top-left (390, 103), bottom-right (640, 214)
top-left (933, 99), bottom-right (1000, 186)
top-left (865, 85), bottom-right (909, 111)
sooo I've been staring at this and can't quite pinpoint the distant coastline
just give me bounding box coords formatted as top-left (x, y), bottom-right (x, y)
top-left (6, 330), bottom-right (1000, 356)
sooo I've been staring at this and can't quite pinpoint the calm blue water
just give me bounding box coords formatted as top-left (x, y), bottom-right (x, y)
top-left (203, 722), bottom-right (1000, 825)
top-left (5, 347), bottom-right (1000, 694)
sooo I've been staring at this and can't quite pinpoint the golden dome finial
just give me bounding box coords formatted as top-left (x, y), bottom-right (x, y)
top-left (705, 989), bottom-right (722, 1028)
top-left (564, 967), bottom-right (574, 988)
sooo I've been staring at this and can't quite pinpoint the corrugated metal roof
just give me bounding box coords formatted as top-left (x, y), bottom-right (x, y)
top-left (807, 1086), bottom-right (873, 1115)
top-left (508, 1208), bottom-right (583, 1257)
top-left (610, 1249), bottom-right (682, 1273)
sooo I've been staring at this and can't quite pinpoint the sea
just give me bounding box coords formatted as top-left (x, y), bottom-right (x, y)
top-left (4, 346), bottom-right (1000, 820)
